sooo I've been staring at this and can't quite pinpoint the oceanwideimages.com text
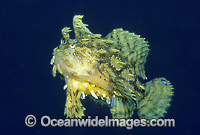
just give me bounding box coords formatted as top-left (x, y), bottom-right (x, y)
top-left (25, 115), bottom-right (175, 129)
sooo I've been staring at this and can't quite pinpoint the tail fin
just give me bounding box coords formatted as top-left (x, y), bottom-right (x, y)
top-left (137, 77), bottom-right (174, 120)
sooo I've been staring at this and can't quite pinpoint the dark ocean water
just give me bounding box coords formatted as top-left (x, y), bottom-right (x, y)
top-left (1, 0), bottom-right (200, 135)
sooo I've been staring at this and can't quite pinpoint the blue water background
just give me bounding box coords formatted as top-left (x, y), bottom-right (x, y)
top-left (1, 0), bottom-right (200, 134)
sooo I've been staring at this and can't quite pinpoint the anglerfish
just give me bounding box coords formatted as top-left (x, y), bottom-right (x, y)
top-left (50, 15), bottom-right (174, 119)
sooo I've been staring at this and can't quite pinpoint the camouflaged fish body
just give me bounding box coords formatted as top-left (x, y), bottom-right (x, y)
top-left (50, 15), bottom-right (174, 119)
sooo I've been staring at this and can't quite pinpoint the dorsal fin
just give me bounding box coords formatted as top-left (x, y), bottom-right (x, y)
top-left (105, 28), bottom-right (149, 79)
top-left (73, 15), bottom-right (93, 39)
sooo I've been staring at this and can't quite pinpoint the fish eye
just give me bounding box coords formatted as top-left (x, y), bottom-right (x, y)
top-left (70, 44), bottom-right (76, 49)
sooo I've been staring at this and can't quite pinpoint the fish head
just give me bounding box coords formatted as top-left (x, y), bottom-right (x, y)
top-left (52, 41), bottom-right (97, 81)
